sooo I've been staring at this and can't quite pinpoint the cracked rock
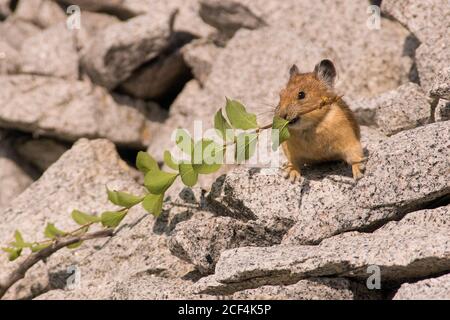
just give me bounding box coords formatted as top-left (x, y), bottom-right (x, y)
top-left (349, 83), bottom-right (432, 136)
top-left (20, 23), bottom-right (79, 79)
top-left (196, 205), bottom-right (450, 295)
top-left (0, 75), bottom-right (165, 147)
top-left (393, 273), bottom-right (450, 300)
top-left (81, 13), bottom-right (172, 89)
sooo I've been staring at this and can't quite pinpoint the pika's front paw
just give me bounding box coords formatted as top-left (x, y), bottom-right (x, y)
top-left (281, 164), bottom-right (302, 183)
top-left (352, 163), bottom-right (364, 180)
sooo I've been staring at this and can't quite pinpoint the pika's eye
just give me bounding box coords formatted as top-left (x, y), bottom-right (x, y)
top-left (298, 91), bottom-right (306, 100)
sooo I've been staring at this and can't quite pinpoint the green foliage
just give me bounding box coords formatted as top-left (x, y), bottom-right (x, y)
top-left (107, 189), bottom-right (144, 208)
top-left (225, 98), bottom-right (258, 130)
top-left (179, 163), bottom-right (198, 187)
top-left (67, 241), bottom-right (83, 249)
top-left (192, 139), bottom-right (222, 174)
top-left (30, 243), bottom-right (51, 252)
top-left (142, 193), bottom-right (164, 217)
top-left (235, 132), bottom-right (258, 163)
top-left (136, 151), bottom-right (158, 174)
top-left (144, 168), bottom-right (178, 195)
top-left (71, 210), bottom-right (101, 225)
top-left (2, 247), bottom-right (22, 261)
top-left (101, 210), bottom-right (128, 228)
top-left (163, 150), bottom-right (179, 171)
top-left (10, 230), bottom-right (31, 248)
top-left (214, 109), bottom-right (233, 142)
top-left (175, 129), bottom-right (194, 155)
top-left (44, 223), bottom-right (66, 239)
top-left (271, 116), bottom-right (291, 150)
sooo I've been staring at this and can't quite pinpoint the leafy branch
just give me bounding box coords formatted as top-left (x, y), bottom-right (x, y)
top-left (0, 98), bottom-right (291, 299)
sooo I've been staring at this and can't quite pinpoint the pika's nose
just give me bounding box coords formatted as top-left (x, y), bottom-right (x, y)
top-left (278, 110), bottom-right (288, 120)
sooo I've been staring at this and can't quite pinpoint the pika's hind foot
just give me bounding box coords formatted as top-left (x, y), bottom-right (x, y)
top-left (281, 164), bottom-right (302, 183)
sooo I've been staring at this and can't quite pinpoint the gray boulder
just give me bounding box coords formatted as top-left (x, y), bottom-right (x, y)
top-left (393, 273), bottom-right (450, 300)
top-left (0, 75), bottom-right (164, 147)
top-left (20, 23), bottom-right (79, 79)
top-left (199, 0), bottom-right (413, 100)
top-left (81, 13), bottom-right (172, 89)
top-left (181, 39), bottom-right (222, 86)
top-left (435, 99), bottom-right (450, 122)
top-left (169, 215), bottom-right (291, 274)
top-left (58, 0), bottom-right (215, 37)
top-left (430, 67), bottom-right (450, 100)
top-left (381, 0), bottom-right (450, 44)
top-left (14, 0), bottom-right (66, 29)
top-left (349, 83), bottom-right (432, 136)
top-left (0, 41), bottom-right (20, 74)
top-left (416, 40), bottom-right (450, 93)
top-left (196, 205), bottom-right (450, 294)
top-left (0, 18), bottom-right (40, 49)
top-left (0, 132), bottom-right (33, 208)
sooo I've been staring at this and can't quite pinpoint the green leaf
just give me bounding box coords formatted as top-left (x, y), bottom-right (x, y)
top-left (2, 247), bottom-right (22, 261)
top-left (235, 132), bottom-right (258, 163)
top-left (225, 98), bottom-right (258, 130)
top-left (179, 163), bottom-right (199, 187)
top-left (71, 210), bottom-right (101, 225)
top-left (101, 210), bottom-right (127, 228)
top-left (67, 241), bottom-right (83, 249)
top-left (107, 189), bottom-right (144, 208)
top-left (163, 150), bottom-right (179, 171)
top-left (192, 139), bottom-right (223, 174)
top-left (175, 129), bottom-right (194, 155)
top-left (136, 151), bottom-right (158, 174)
top-left (10, 230), bottom-right (31, 248)
top-left (44, 223), bottom-right (66, 239)
top-left (144, 168), bottom-right (178, 195)
top-left (214, 109), bottom-right (233, 142)
top-left (271, 116), bottom-right (291, 150)
top-left (142, 193), bottom-right (164, 217)
top-left (30, 243), bottom-right (51, 253)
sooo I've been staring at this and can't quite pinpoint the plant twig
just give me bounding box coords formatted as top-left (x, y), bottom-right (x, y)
top-left (0, 229), bottom-right (114, 299)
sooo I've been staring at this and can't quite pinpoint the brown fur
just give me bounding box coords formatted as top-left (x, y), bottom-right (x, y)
top-left (275, 63), bottom-right (364, 181)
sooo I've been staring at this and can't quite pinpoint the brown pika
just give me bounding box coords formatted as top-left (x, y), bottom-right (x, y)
top-left (275, 59), bottom-right (365, 182)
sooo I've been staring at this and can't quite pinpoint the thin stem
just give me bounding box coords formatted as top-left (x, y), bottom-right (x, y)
top-left (0, 229), bottom-right (114, 299)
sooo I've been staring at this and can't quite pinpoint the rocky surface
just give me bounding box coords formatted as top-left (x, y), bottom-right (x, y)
top-left (19, 22), bottom-right (79, 79)
top-left (430, 67), bottom-right (450, 100)
top-left (393, 273), bottom-right (450, 300)
top-left (0, 41), bottom-right (20, 74)
top-left (0, 75), bottom-right (164, 147)
top-left (195, 205), bottom-right (450, 295)
top-left (0, 18), bottom-right (40, 49)
top-left (181, 39), bottom-right (221, 86)
top-left (0, 0), bottom-right (449, 301)
top-left (14, 0), bottom-right (66, 29)
top-left (349, 83), bottom-right (432, 135)
top-left (81, 13), bottom-right (172, 89)
top-left (0, 132), bottom-right (34, 208)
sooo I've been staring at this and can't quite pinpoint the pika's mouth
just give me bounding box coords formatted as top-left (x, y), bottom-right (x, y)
top-left (288, 116), bottom-right (300, 125)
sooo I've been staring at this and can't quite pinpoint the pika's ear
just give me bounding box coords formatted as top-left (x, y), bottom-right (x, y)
top-left (289, 64), bottom-right (300, 78)
top-left (314, 59), bottom-right (337, 87)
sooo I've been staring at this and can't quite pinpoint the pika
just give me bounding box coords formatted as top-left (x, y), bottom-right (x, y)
top-left (275, 59), bottom-right (365, 182)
